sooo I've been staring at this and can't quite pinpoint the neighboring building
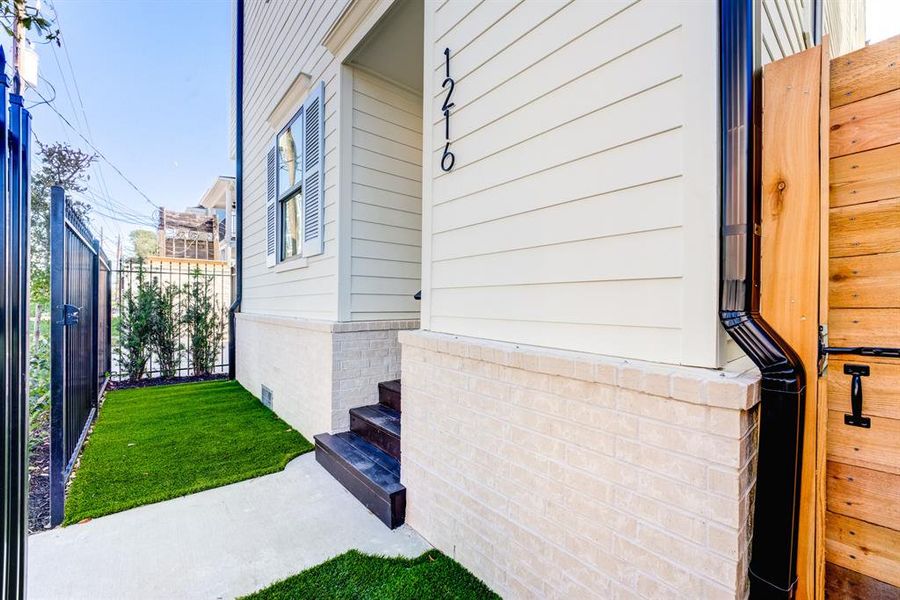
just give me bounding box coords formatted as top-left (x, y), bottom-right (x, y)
top-left (198, 176), bottom-right (237, 263)
top-left (233, 1), bottom-right (869, 599)
top-left (156, 208), bottom-right (218, 261)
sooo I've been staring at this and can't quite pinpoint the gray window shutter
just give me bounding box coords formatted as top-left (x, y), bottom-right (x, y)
top-left (301, 81), bottom-right (325, 256)
top-left (265, 144), bottom-right (277, 267)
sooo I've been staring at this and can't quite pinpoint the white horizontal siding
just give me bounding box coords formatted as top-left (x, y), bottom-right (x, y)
top-left (242, 0), bottom-right (347, 319)
top-left (422, 0), bottom-right (721, 366)
top-left (349, 70), bottom-right (422, 321)
top-left (823, 0), bottom-right (866, 58)
top-left (760, 0), bottom-right (812, 65)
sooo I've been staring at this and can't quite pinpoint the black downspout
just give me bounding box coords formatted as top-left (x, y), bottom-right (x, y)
top-left (811, 0), bottom-right (823, 45)
top-left (719, 1), bottom-right (807, 599)
top-left (228, 0), bottom-right (244, 380)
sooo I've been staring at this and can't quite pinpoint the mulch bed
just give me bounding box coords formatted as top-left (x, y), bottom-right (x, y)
top-left (109, 373), bottom-right (228, 390)
top-left (28, 419), bottom-right (51, 533)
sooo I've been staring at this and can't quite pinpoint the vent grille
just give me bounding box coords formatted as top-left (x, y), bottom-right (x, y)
top-left (261, 385), bottom-right (273, 410)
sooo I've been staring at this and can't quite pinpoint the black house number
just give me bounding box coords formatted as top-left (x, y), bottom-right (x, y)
top-left (441, 47), bottom-right (455, 172)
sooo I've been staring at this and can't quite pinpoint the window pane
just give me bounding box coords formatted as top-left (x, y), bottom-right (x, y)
top-left (277, 116), bottom-right (302, 195)
top-left (282, 190), bottom-right (303, 259)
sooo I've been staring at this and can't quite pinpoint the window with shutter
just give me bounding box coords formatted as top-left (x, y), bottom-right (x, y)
top-left (265, 145), bottom-right (277, 266)
top-left (301, 81), bottom-right (324, 256)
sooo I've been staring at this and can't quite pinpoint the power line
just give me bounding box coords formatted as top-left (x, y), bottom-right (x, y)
top-left (27, 85), bottom-right (162, 211)
top-left (74, 188), bottom-right (157, 225)
top-left (46, 0), bottom-right (119, 231)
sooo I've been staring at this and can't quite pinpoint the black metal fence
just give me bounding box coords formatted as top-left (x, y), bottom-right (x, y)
top-left (1, 60), bottom-right (32, 599)
top-left (113, 258), bottom-right (231, 381)
top-left (49, 186), bottom-right (112, 527)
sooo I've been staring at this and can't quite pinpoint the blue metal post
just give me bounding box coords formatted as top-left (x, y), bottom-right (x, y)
top-left (0, 44), bottom-right (23, 600)
top-left (4, 62), bottom-right (32, 598)
top-left (91, 240), bottom-right (100, 407)
top-left (49, 187), bottom-right (66, 528)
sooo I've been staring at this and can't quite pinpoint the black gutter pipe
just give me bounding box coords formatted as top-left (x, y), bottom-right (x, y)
top-left (719, 1), bottom-right (807, 598)
top-left (811, 0), bottom-right (823, 45)
top-left (228, 0), bottom-right (244, 380)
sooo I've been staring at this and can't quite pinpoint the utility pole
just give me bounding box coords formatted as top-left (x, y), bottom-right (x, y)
top-left (11, 0), bottom-right (23, 93)
top-left (116, 233), bottom-right (122, 311)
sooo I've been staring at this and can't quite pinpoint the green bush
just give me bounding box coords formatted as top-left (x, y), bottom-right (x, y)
top-left (118, 261), bottom-right (156, 380)
top-left (182, 269), bottom-right (224, 376)
top-left (118, 261), bottom-right (226, 381)
top-left (149, 280), bottom-right (181, 378)
top-left (28, 337), bottom-right (51, 450)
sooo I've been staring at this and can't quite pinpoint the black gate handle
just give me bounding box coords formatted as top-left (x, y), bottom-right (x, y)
top-left (843, 364), bottom-right (871, 428)
top-left (822, 346), bottom-right (900, 358)
top-left (62, 303), bottom-right (81, 326)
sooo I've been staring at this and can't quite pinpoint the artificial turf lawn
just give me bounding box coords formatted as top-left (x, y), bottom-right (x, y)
top-left (240, 550), bottom-right (499, 600)
top-left (64, 380), bottom-right (312, 525)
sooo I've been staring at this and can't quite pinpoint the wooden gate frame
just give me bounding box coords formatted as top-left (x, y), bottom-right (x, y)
top-left (758, 39), bottom-right (830, 600)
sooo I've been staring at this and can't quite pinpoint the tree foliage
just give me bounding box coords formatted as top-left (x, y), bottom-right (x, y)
top-left (129, 229), bottom-right (157, 259)
top-left (117, 261), bottom-right (226, 381)
top-left (182, 270), bottom-right (224, 376)
top-left (30, 142), bottom-right (96, 306)
top-left (149, 280), bottom-right (181, 378)
top-left (118, 263), bottom-right (155, 380)
top-left (0, 0), bottom-right (59, 45)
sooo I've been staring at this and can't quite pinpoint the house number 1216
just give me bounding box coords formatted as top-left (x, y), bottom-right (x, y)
top-left (441, 47), bottom-right (455, 172)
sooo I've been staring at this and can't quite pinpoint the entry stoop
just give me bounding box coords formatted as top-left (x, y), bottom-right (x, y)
top-left (314, 379), bottom-right (404, 528)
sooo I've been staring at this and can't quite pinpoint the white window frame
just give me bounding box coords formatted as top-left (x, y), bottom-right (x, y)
top-left (275, 105), bottom-right (305, 264)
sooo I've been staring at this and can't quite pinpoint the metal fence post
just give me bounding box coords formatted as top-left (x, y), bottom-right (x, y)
top-left (107, 264), bottom-right (112, 377)
top-left (3, 69), bottom-right (31, 599)
top-left (0, 48), bottom-right (15, 600)
top-left (49, 186), bottom-right (66, 528)
top-left (91, 240), bottom-right (100, 407)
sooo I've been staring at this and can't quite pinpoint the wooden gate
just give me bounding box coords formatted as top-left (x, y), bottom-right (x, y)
top-left (822, 35), bottom-right (899, 598)
top-left (759, 34), bottom-right (899, 599)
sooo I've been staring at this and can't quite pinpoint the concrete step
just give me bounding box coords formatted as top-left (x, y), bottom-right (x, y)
top-left (350, 404), bottom-right (401, 460)
top-left (378, 379), bottom-right (401, 412)
top-left (313, 432), bottom-right (405, 529)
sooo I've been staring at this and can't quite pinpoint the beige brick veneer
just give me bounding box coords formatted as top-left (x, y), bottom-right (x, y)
top-left (399, 330), bottom-right (760, 600)
top-left (236, 313), bottom-right (417, 439)
top-left (331, 320), bottom-right (418, 431)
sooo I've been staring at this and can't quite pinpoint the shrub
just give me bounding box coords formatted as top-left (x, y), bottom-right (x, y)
top-left (149, 281), bottom-right (181, 378)
top-left (28, 337), bottom-right (51, 450)
top-left (181, 269), bottom-right (224, 376)
top-left (118, 262), bottom-right (155, 380)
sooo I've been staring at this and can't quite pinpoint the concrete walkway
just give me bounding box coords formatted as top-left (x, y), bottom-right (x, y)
top-left (28, 454), bottom-right (430, 600)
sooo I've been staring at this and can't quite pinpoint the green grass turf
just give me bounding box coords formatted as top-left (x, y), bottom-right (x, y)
top-left (240, 550), bottom-right (499, 600)
top-left (64, 380), bottom-right (312, 525)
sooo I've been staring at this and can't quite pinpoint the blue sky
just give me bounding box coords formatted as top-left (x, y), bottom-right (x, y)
top-left (20, 0), bottom-right (233, 255)
top-left (5, 0), bottom-right (898, 258)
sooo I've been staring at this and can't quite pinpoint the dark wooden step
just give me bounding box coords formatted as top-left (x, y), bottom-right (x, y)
top-left (314, 432), bottom-right (405, 529)
top-left (378, 379), bottom-right (401, 412)
top-left (350, 404), bottom-right (401, 460)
